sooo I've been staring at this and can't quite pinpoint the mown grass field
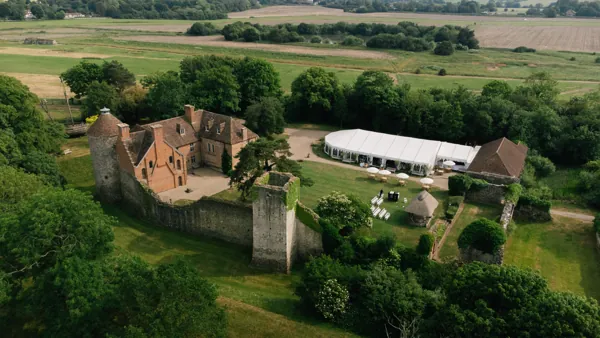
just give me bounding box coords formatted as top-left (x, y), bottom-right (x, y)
top-left (437, 202), bottom-right (503, 261)
top-left (298, 161), bottom-right (446, 247)
top-left (505, 216), bottom-right (600, 300)
top-left (55, 138), bottom-right (355, 338)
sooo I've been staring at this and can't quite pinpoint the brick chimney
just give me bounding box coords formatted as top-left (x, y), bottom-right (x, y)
top-left (151, 124), bottom-right (164, 165)
top-left (117, 123), bottom-right (130, 141)
top-left (241, 127), bottom-right (248, 141)
top-left (184, 104), bottom-right (201, 131)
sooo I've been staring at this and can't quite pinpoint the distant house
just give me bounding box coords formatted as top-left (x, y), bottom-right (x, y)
top-left (565, 9), bottom-right (576, 17)
top-left (64, 12), bottom-right (86, 19)
top-left (24, 10), bottom-right (35, 19)
top-left (405, 191), bottom-right (439, 227)
top-left (466, 137), bottom-right (528, 184)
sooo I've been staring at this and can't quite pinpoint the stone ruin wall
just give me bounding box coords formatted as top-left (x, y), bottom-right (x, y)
top-left (120, 170), bottom-right (322, 272)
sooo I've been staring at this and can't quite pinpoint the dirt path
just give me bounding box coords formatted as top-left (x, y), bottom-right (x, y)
top-left (432, 203), bottom-right (465, 261)
top-left (115, 35), bottom-right (394, 60)
top-left (550, 209), bottom-right (595, 222)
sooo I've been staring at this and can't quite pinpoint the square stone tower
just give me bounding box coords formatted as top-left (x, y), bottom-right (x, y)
top-left (251, 172), bottom-right (300, 273)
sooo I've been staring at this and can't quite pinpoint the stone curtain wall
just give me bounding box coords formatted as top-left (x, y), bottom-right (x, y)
top-left (499, 202), bottom-right (515, 231)
top-left (120, 171), bottom-right (253, 246)
top-left (295, 218), bottom-right (323, 260)
top-left (467, 171), bottom-right (519, 185)
top-left (466, 183), bottom-right (506, 205)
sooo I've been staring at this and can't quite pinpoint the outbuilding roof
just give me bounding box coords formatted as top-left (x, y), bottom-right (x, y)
top-left (405, 191), bottom-right (439, 217)
top-left (466, 137), bottom-right (528, 178)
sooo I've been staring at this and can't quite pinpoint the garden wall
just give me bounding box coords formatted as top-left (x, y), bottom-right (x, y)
top-left (466, 184), bottom-right (506, 205)
top-left (499, 202), bottom-right (515, 231)
top-left (120, 171), bottom-right (253, 246)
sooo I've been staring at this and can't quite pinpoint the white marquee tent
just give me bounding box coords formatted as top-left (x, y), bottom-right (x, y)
top-left (324, 129), bottom-right (480, 175)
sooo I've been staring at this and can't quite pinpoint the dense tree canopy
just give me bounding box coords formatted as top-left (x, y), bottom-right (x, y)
top-left (243, 96), bottom-right (286, 137)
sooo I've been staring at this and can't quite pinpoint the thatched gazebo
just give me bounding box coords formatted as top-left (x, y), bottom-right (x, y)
top-left (405, 191), bottom-right (439, 227)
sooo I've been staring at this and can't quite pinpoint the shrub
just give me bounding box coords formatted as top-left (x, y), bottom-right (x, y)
top-left (570, 57), bottom-right (576, 61)
top-left (315, 191), bottom-right (373, 229)
top-left (513, 46), bottom-right (536, 53)
top-left (526, 185), bottom-right (553, 200)
top-left (517, 193), bottom-right (551, 213)
top-left (415, 68), bottom-right (421, 74)
top-left (455, 43), bottom-right (468, 51)
top-left (416, 233), bottom-right (435, 255)
top-left (446, 205), bottom-right (459, 220)
top-left (323, 38), bottom-right (333, 44)
top-left (470, 178), bottom-right (489, 191)
top-left (315, 279), bottom-right (350, 320)
top-left (242, 27), bottom-right (261, 42)
top-left (221, 149), bottom-right (232, 175)
top-left (438, 68), bottom-right (447, 76)
top-left (186, 22), bottom-right (218, 36)
top-left (458, 218), bottom-right (506, 254)
top-left (594, 214), bottom-right (600, 234)
top-left (341, 35), bottom-right (364, 46)
top-left (448, 195), bottom-right (464, 206)
top-left (310, 36), bottom-right (322, 43)
top-left (596, 57), bottom-right (600, 63)
top-left (527, 155), bottom-right (556, 177)
top-left (434, 41), bottom-right (454, 55)
top-left (505, 183), bottom-right (523, 204)
top-left (448, 174), bottom-right (472, 196)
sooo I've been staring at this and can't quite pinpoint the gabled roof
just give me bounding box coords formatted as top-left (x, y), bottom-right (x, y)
top-left (134, 117), bottom-right (198, 148)
top-left (87, 113), bottom-right (122, 137)
top-left (405, 191), bottom-right (439, 217)
top-left (123, 130), bottom-right (154, 166)
top-left (197, 111), bottom-right (258, 145)
top-left (467, 138), bottom-right (528, 178)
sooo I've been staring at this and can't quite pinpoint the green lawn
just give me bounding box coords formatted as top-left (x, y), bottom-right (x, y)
top-left (505, 216), bottom-right (600, 300)
top-left (56, 141), bottom-right (355, 338)
top-left (437, 202), bottom-right (503, 261)
top-left (539, 167), bottom-right (588, 206)
top-left (299, 161), bottom-right (447, 247)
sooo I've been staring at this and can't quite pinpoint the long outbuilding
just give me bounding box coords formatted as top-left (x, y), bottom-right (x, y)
top-left (324, 129), bottom-right (480, 176)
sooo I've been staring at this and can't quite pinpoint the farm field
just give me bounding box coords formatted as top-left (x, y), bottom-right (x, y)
top-left (505, 216), bottom-right (600, 300)
top-left (437, 202), bottom-right (503, 261)
top-left (56, 138), bottom-right (356, 338)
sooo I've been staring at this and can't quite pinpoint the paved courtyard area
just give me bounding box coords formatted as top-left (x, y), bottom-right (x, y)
top-left (158, 167), bottom-right (230, 203)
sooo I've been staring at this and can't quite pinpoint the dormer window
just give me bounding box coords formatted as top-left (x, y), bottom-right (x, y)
top-left (180, 127), bottom-right (185, 135)
top-left (205, 124), bottom-right (209, 132)
top-left (216, 126), bottom-right (221, 135)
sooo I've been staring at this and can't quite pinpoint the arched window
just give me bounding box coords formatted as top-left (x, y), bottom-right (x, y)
top-left (141, 168), bottom-right (147, 179)
top-left (178, 176), bottom-right (183, 186)
top-left (177, 160), bottom-right (181, 170)
top-left (169, 156), bottom-right (173, 164)
top-left (149, 161), bottom-right (154, 168)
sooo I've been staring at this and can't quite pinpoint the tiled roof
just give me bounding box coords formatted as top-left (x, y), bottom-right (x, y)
top-left (197, 111), bottom-right (258, 145)
top-left (87, 113), bottom-right (122, 137)
top-left (467, 138), bottom-right (528, 178)
top-left (123, 130), bottom-right (154, 166)
top-left (136, 117), bottom-right (198, 148)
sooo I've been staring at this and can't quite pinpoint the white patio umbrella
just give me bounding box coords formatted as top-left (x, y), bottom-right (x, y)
top-left (378, 170), bottom-right (392, 176)
top-left (443, 160), bottom-right (456, 167)
top-left (396, 173), bottom-right (409, 179)
top-left (420, 177), bottom-right (434, 185)
top-left (366, 167), bottom-right (379, 174)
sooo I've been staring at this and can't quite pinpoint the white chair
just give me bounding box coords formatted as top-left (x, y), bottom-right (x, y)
top-left (370, 205), bottom-right (376, 212)
top-left (376, 198), bottom-right (383, 206)
top-left (384, 212), bottom-right (391, 221)
top-left (378, 208), bottom-right (387, 219)
top-left (371, 196), bottom-right (378, 205)
top-left (403, 198), bottom-right (408, 204)
top-left (372, 207), bottom-right (381, 217)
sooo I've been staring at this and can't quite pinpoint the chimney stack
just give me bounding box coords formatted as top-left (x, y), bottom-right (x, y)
top-left (184, 104), bottom-right (202, 131)
top-left (151, 124), bottom-right (164, 145)
top-left (241, 127), bottom-right (248, 141)
top-left (117, 123), bottom-right (130, 141)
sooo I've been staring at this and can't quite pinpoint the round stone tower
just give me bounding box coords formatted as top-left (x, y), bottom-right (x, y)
top-left (87, 107), bottom-right (123, 203)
